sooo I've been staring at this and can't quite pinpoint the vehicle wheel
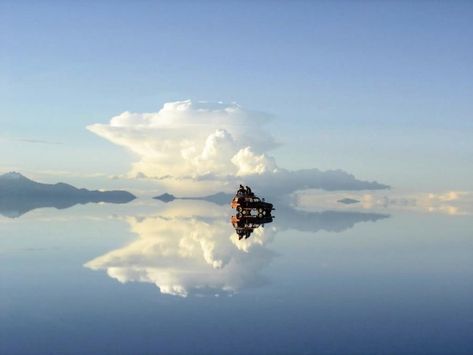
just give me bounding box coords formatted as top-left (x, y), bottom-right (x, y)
top-left (236, 206), bottom-right (242, 212)
top-left (258, 213), bottom-right (263, 218)
top-left (236, 213), bottom-right (242, 218)
top-left (242, 209), bottom-right (247, 215)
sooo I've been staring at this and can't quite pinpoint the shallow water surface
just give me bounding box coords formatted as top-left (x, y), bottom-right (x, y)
top-left (1, 200), bottom-right (472, 354)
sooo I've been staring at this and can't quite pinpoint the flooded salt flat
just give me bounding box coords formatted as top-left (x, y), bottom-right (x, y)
top-left (1, 199), bottom-right (472, 354)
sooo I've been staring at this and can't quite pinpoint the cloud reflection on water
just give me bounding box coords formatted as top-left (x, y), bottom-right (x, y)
top-left (85, 212), bottom-right (276, 297)
top-left (85, 201), bottom-right (388, 297)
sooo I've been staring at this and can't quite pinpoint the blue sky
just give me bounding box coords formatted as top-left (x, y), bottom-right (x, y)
top-left (1, 1), bottom-right (472, 192)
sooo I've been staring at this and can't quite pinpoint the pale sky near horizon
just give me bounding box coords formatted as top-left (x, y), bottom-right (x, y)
top-left (1, 1), bottom-right (472, 193)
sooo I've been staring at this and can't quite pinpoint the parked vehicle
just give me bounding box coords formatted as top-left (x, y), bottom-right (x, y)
top-left (230, 186), bottom-right (274, 218)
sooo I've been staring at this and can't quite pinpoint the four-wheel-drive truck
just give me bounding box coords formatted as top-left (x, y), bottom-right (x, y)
top-left (230, 187), bottom-right (274, 217)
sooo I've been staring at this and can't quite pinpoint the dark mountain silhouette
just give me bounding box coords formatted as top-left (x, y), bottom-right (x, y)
top-left (0, 172), bottom-right (135, 217)
top-left (154, 193), bottom-right (176, 202)
top-left (337, 198), bottom-right (360, 204)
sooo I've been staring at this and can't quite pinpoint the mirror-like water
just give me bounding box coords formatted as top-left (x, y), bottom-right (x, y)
top-left (0, 200), bottom-right (472, 354)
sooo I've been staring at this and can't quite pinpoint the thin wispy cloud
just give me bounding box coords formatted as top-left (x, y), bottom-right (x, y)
top-left (16, 138), bottom-right (63, 145)
top-left (1, 136), bottom-right (63, 145)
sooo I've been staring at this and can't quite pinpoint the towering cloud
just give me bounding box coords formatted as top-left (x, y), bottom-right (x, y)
top-left (88, 100), bottom-right (277, 178)
top-left (88, 100), bottom-right (388, 194)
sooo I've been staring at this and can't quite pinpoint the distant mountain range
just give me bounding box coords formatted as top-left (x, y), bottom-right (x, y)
top-left (337, 198), bottom-right (360, 205)
top-left (0, 172), bottom-right (135, 217)
top-left (154, 192), bottom-right (233, 205)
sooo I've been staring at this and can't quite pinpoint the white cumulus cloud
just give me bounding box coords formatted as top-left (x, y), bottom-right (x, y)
top-left (231, 147), bottom-right (277, 176)
top-left (87, 100), bottom-right (278, 181)
top-left (88, 100), bottom-right (388, 195)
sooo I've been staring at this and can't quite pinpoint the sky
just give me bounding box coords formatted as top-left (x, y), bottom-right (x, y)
top-left (1, 0), bottom-right (472, 194)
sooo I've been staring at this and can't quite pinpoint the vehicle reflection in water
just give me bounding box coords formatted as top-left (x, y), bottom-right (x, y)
top-left (230, 185), bottom-right (275, 240)
top-left (231, 215), bottom-right (274, 240)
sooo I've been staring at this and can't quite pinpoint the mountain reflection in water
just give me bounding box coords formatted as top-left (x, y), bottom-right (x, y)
top-left (85, 200), bottom-right (388, 297)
